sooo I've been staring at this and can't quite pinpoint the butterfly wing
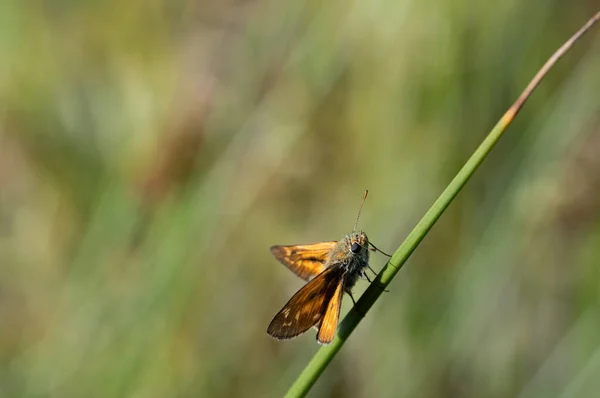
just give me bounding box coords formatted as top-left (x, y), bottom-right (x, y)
top-left (316, 280), bottom-right (344, 344)
top-left (270, 241), bottom-right (337, 281)
top-left (267, 266), bottom-right (344, 341)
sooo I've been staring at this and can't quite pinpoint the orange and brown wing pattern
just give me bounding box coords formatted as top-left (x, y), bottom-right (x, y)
top-left (270, 241), bottom-right (337, 281)
top-left (267, 266), bottom-right (344, 341)
top-left (316, 280), bottom-right (344, 344)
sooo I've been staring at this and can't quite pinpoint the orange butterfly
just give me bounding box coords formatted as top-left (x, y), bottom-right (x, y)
top-left (267, 191), bottom-right (381, 344)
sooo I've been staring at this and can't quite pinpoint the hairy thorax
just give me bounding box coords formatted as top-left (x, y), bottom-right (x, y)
top-left (327, 231), bottom-right (370, 290)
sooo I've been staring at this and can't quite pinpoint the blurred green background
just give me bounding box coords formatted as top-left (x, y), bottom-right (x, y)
top-left (1, 1), bottom-right (599, 397)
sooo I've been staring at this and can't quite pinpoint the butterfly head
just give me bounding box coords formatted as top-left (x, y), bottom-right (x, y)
top-left (347, 231), bottom-right (369, 257)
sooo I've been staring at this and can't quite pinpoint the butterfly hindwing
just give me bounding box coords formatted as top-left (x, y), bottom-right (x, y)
top-left (316, 279), bottom-right (344, 344)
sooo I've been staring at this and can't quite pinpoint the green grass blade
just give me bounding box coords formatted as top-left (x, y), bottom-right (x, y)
top-left (285, 10), bottom-right (600, 398)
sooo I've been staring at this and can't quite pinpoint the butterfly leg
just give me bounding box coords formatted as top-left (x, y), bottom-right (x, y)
top-left (348, 290), bottom-right (358, 306)
top-left (367, 265), bottom-right (378, 277)
top-left (369, 242), bottom-right (392, 257)
top-left (364, 270), bottom-right (389, 293)
top-left (346, 291), bottom-right (366, 318)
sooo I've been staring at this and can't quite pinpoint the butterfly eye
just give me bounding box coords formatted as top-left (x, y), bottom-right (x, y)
top-left (350, 242), bottom-right (361, 253)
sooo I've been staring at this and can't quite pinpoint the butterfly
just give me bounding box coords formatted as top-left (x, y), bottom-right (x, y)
top-left (267, 191), bottom-right (386, 344)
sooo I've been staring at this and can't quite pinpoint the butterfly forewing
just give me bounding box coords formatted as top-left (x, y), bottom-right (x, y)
top-left (267, 266), bottom-right (344, 340)
top-left (270, 241), bottom-right (337, 281)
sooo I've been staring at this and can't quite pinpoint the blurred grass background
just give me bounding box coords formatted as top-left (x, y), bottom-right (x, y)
top-left (0, 1), bottom-right (599, 397)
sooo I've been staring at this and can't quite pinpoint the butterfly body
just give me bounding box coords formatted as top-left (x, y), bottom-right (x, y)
top-left (267, 231), bottom-right (370, 344)
top-left (328, 232), bottom-right (370, 290)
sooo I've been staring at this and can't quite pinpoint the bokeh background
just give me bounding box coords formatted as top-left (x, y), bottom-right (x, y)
top-left (1, 1), bottom-right (599, 397)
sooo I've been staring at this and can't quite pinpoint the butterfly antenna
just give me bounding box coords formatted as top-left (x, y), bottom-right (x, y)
top-left (353, 190), bottom-right (368, 232)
